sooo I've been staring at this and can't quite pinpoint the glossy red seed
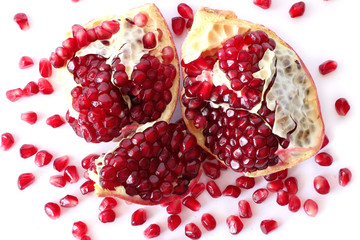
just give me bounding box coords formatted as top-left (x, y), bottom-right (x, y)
top-left (177, 3), bottom-right (193, 19)
top-left (314, 176), bottom-right (330, 194)
top-left (260, 219), bottom-right (278, 234)
top-left (6, 88), bottom-right (24, 102)
top-left (80, 236), bottom-right (91, 240)
top-left (335, 98), bottom-right (350, 116)
top-left (319, 60), bottom-right (337, 75)
top-left (14, 13), bottom-right (30, 30)
top-left (161, 46), bottom-right (175, 64)
top-left (222, 185), bottom-right (241, 198)
top-left (18, 173), bottom-right (35, 190)
top-left (1, 132), bottom-right (15, 151)
top-left (171, 17), bottom-right (186, 35)
top-left (49, 175), bottom-right (66, 188)
top-left (53, 155), bottom-right (70, 172)
top-left (206, 180), bottom-right (222, 198)
top-left (284, 177), bottom-right (298, 194)
top-left (60, 195), bottom-right (79, 208)
top-left (23, 81), bottom-right (39, 96)
top-left (236, 176), bottom-right (255, 189)
top-left (19, 56), bottom-right (34, 69)
top-left (288, 195), bottom-right (301, 212)
top-left (35, 150), bottom-right (53, 167)
top-left (226, 215), bottom-right (243, 235)
top-left (64, 165), bottom-right (79, 183)
top-left (44, 202), bottom-right (61, 220)
top-left (238, 200), bottom-right (252, 218)
top-left (101, 20), bottom-right (120, 34)
top-left (46, 114), bottom-right (65, 128)
top-left (72, 221), bottom-right (88, 239)
top-left (21, 111), bottom-right (37, 125)
top-left (276, 190), bottom-right (289, 206)
top-left (266, 179), bottom-right (284, 192)
top-left (191, 182), bottom-right (205, 198)
top-left (182, 196), bottom-right (201, 211)
top-left (252, 188), bottom-right (269, 204)
top-left (185, 223), bottom-right (202, 239)
top-left (314, 152), bottom-right (333, 166)
top-left (304, 199), bottom-right (318, 217)
top-left (339, 168), bottom-right (352, 187)
top-left (289, 1), bottom-right (306, 18)
top-left (201, 213), bottom-right (217, 231)
top-left (320, 135), bottom-right (329, 149)
top-left (203, 161), bottom-right (221, 179)
top-left (99, 197), bottom-right (118, 211)
top-left (133, 13), bottom-right (148, 27)
top-left (142, 32), bottom-right (157, 49)
top-left (131, 208), bottom-right (147, 226)
top-left (20, 144), bottom-right (38, 158)
top-left (80, 180), bottom-right (95, 194)
top-left (253, 0), bottom-right (271, 9)
top-left (98, 209), bottom-right (116, 223)
top-left (144, 224), bottom-right (161, 239)
top-left (168, 214), bottom-right (181, 231)
top-left (39, 58), bottom-right (53, 77)
top-left (38, 78), bottom-right (54, 94)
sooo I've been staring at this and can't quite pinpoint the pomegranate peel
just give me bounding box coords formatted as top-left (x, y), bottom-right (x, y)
top-left (180, 7), bottom-right (325, 177)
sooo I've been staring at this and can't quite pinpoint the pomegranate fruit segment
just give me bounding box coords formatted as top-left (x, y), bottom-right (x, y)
top-left (55, 4), bottom-right (179, 144)
top-left (180, 7), bottom-right (324, 177)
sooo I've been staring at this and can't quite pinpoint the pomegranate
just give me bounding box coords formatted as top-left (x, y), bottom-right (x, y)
top-left (180, 7), bottom-right (324, 177)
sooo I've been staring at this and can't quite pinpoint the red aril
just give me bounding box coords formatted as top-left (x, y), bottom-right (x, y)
top-left (19, 144), bottom-right (38, 158)
top-left (21, 111), bottom-right (38, 125)
top-left (191, 182), bottom-right (205, 198)
top-left (201, 213), bottom-right (217, 231)
top-left (80, 180), bottom-right (95, 194)
top-left (14, 13), bottom-right (29, 30)
top-left (49, 175), bottom-right (66, 188)
top-left (6, 88), bottom-right (24, 102)
top-left (206, 180), bottom-right (222, 198)
top-left (289, 2), bottom-right (306, 18)
top-left (19, 56), bottom-right (34, 69)
top-left (319, 60), bottom-right (337, 75)
top-left (39, 58), bottom-right (53, 78)
top-left (80, 236), bottom-right (91, 240)
top-left (98, 209), bottom-right (116, 223)
top-left (222, 185), bottom-right (241, 198)
top-left (133, 13), bottom-right (148, 27)
top-left (53, 155), bottom-right (70, 172)
top-left (203, 161), bottom-right (221, 179)
top-left (72, 221), bottom-right (88, 239)
top-left (260, 219), bottom-right (278, 234)
top-left (276, 190), bottom-right (289, 206)
top-left (335, 98), bottom-right (350, 116)
top-left (144, 224), bottom-right (160, 238)
top-left (46, 114), bottom-right (65, 128)
top-left (44, 202), bottom-right (61, 220)
top-left (303, 199), bottom-right (318, 217)
top-left (34, 150), bottom-right (53, 167)
top-left (177, 3), bottom-right (193, 19)
top-left (236, 176), bottom-right (255, 189)
top-left (172, 17), bottom-right (186, 35)
top-left (166, 199), bottom-right (182, 214)
top-left (23, 81), bottom-right (39, 96)
top-left (321, 134), bottom-right (329, 149)
top-left (64, 165), bottom-right (80, 183)
top-left (142, 32), bottom-right (157, 49)
top-left (185, 223), bottom-right (202, 239)
top-left (266, 179), bottom-right (284, 192)
top-left (18, 173), bottom-right (35, 190)
top-left (314, 152), bottom-right (333, 166)
top-left (1, 132), bottom-right (15, 151)
top-left (226, 215), bottom-right (243, 234)
top-left (339, 168), bottom-right (352, 187)
top-left (238, 200), bottom-right (252, 218)
top-left (253, 0), bottom-right (271, 9)
top-left (252, 188), bottom-right (269, 204)
top-left (182, 196), bottom-right (201, 211)
top-left (99, 197), bottom-right (117, 211)
top-left (284, 177), bottom-right (298, 194)
top-left (38, 78), bottom-right (54, 94)
top-left (60, 195), bottom-right (79, 208)
top-left (131, 208), bottom-right (147, 226)
top-left (168, 214), bottom-right (181, 231)
top-left (288, 195), bottom-right (301, 212)
top-left (313, 176), bottom-right (330, 194)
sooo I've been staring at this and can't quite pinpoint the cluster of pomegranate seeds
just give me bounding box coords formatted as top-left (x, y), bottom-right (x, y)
top-left (14, 13), bottom-right (29, 30)
top-left (172, 3), bottom-right (194, 35)
top-left (253, 0), bottom-right (271, 9)
top-left (98, 197), bottom-right (117, 223)
top-left (1, 132), bottom-right (15, 150)
top-left (19, 56), bottom-right (34, 69)
top-left (319, 60), bottom-right (337, 75)
top-left (335, 98), bottom-right (350, 116)
top-left (289, 1), bottom-right (306, 18)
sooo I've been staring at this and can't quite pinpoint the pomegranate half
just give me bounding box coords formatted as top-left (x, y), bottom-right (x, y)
top-left (180, 7), bottom-right (325, 177)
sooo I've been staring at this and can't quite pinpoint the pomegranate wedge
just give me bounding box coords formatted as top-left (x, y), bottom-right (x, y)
top-left (180, 7), bottom-right (324, 177)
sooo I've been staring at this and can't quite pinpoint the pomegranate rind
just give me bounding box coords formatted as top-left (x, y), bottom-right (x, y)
top-left (180, 7), bottom-right (325, 177)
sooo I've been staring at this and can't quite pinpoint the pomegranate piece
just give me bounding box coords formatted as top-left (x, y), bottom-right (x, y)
top-left (21, 111), bottom-right (38, 125)
top-left (18, 173), bottom-right (35, 190)
top-left (183, 196), bottom-right (201, 211)
top-left (80, 180), bottom-right (95, 194)
top-left (38, 78), bottom-right (54, 94)
top-left (131, 208), bottom-right (147, 226)
top-left (6, 88), bottom-right (24, 102)
top-left (238, 200), bottom-right (252, 218)
top-left (226, 215), bottom-right (243, 235)
top-left (284, 177), bottom-right (298, 194)
top-left (14, 13), bottom-right (29, 30)
top-left (19, 144), bottom-right (38, 158)
top-left (185, 223), bottom-right (202, 239)
top-left (168, 214), bottom-right (181, 231)
top-left (23, 81), bottom-right (39, 96)
top-left (339, 168), bottom-right (352, 187)
top-left (260, 219), bottom-right (278, 234)
top-left (53, 155), bottom-right (70, 172)
top-left (72, 221), bottom-right (88, 239)
top-left (19, 56), bottom-right (34, 69)
top-left (335, 98), bottom-right (350, 116)
top-left (288, 195), bottom-right (301, 212)
top-left (253, 0), bottom-right (271, 9)
top-left (172, 17), bottom-right (186, 35)
top-left (313, 176), bottom-right (330, 194)
top-left (64, 165), bottom-right (80, 183)
top-left (314, 152), bottom-right (333, 166)
top-left (276, 190), bottom-right (289, 206)
top-left (60, 195), bottom-right (79, 208)
top-left (98, 209), bottom-right (116, 223)
top-left (206, 180), bottom-right (222, 198)
top-left (144, 224), bottom-right (161, 238)
top-left (303, 199), bottom-right (318, 217)
top-left (289, 1), bottom-right (306, 18)
top-left (99, 197), bottom-right (118, 211)
top-left (133, 13), bottom-right (148, 27)
top-left (191, 182), bottom-right (205, 198)
top-left (236, 176), bottom-right (255, 189)
top-left (252, 188), bottom-right (269, 204)
top-left (319, 60), bottom-right (337, 75)
top-left (201, 213), bottom-right (217, 231)
top-left (1, 132), bottom-right (15, 151)
top-left (177, 3), bottom-right (194, 19)
top-left (49, 175), bottom-right (66, 188)
top-left (34, 150), bottom-right (53, 167)
top-left (46, 114), bottom-right (65, 128)
top-left (44, 202), bottom-right (61, 220)
top-left (222, 185), bottom-right (241, 198)
top-left (39, 58), bottom-right (53, 78)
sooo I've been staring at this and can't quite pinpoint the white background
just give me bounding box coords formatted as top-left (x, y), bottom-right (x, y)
top-left (0, 0), bottom-right (359, 239)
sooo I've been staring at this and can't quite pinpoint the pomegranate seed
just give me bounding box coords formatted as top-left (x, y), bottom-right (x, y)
top-left (252, 188), bottom-right (269, 204)
top-left (191, 182), bottom-right (205, 198)
top-left (18, 173), bottom-right (35, 190)
top-left (335, 98), bottom-right (350, 116)
top-left (80, 180), bottom-right (95, 194)
top-left (314, 176), bottom-right (330, 194)
top-left (182, 196), bottom-right (201, 211)
top-left (35, 150), bottom-right (53, 167)
top-left (46, 114), bottom-right (65, 128)
top-left (253, 0), bottom-right (271, 9)
top-left (260, 219), bottom-right (278, 234)
top-left (72, 221), bottom-right (88, 239)
top-left (60, 195), bottom-right (79, 208)
top-left (172, 17), bottom-right (186, 35)
top-left (1, 132), bottom-right (15, 151)
top-left (131, 208), bottom-right (147, 226)
top-left (38, 78), bottom-right (54, 94)
top-left (19, 144), bottom-right (38, 158)
top-left (49, 52), bottom-right (65, 68)
top-left (14, 13), bottom-right (29, 30)
top-left (80, 236), bottom-right (91, 240)
top-left (288, 195), bottom-right (301, 212)
top-left (39, 58), bottom-right (53, 78)
top-left (284, 177), bottom-right (298, 194)
top-left (6, 88), bottom-right (24, 102)
top-left (236, 176), bottom-right (255, 189)
top-left (321, 135), bottom-right (329, 149)
top-left (276, 190), bottom-right (289, 206)
top-left (266, 179), bottom-right (284, 192)
top-left (185, 223), bottom-right (202, 239)
top-left (19, 56), bottom-right (34, 69)
top-left (303, 199), bottom-right (318, 217)
top-left (289, 1), bottom-right (305, 18)
top-left (177, 3), bottom-right (194, 19)
top-left (166, 199), bottom-right (182, 214)
top-left (64, 165), bottom-right (79, 183)
top-left (168, 214), bottom-right (181, 231)
top-left (206, 180), bottom-right (222, 198)
top-left (99, 197), bottom-right (118, 211)
top-left (339, 168), bottom-right (352, 187)
top-left (161, 46), bottom-right (175, 64)
top-left (314, 152), bottom-right (333, 166)
top-left (203, 161), bottom-right (221, 179)
top-left (201, 213), bottom-right (217, 231)
top-left (319, 60), bottom-right (337, 75)
top-left (101, 20), bottom-right (120, 34)
top-left (222, 185), bottom-right (241, 198)
top-left (53, 155), bottom-right (69, 172)
top-left (21, 111), bottom-right (37, 125)
top-left (144, 224), bottom-right (161, 238)
top-left (133, 13), bottom-right (148, 27)
top-left (142, 32), bottom-right (157, 49)
top-left (226, 215), bottom-right (243, 235)
top-left (44, 202), bottom-right (61, 220)
top-left (49, 175), bottom-right (66, 188)
top-left (23, 81), bottom-right (39, 96)
top-left (98, 209), bottom-right (116, 223)
top-left (238, 200), bottom-right (252, 218)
